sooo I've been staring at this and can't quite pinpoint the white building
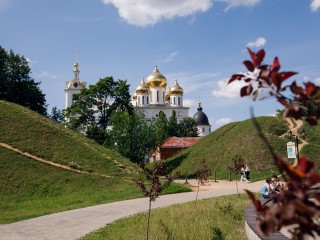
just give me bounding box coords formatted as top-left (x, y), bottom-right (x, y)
top-left (131, 65), bottom-right (189, 122)
top-left (64, 54), bottom-right (86, 108)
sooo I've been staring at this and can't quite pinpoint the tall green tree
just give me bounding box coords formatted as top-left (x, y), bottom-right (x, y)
top-left (0, 46), bottom-right (47, 115)
top-left (168, 110), bottom-right (178, 137)
top-left (65, 76), bottom-right (133, 144)
top-left (177, 117), bottom-right (199, 137)
top-left (49, 106), bottom-right (64, 123)
top-left (106, 111), bottom-right (157, 163)
top-left (155, 111), bottom-right (168, 146)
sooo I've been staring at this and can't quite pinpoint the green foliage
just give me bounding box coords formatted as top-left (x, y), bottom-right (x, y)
top-left (49, 106), bottom-right (64, 123)
top-left (155, 111), bottom-right (169, 146)
top-left (166, 117), bottom-right (291, 179)
top-left (0, 46), bottom-right (47, 115)
top-left (106, 111), bottom-right (157, 163)
top-left (167, 110), bottom-right (178, 137)
top-left (64, 76), bottom-right (133, 144)
top-left (177, 117), bottom-right (199, 137)
top-left (82, 194), bottom-right (250, 240)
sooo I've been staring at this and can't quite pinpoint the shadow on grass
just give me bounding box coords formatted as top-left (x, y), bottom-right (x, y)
top-left (165, 153), bottom-right (189, 173)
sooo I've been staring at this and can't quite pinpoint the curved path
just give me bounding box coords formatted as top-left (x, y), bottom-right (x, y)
top-left (0, 181), bottom-right (262, 240)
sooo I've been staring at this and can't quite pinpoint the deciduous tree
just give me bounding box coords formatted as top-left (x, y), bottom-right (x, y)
top-left (0, 46), bottom-right (47, 115)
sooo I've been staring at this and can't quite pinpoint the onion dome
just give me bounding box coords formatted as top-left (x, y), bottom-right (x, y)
top-left (170, 79), bottom-right (184, 95)
top-left (146, 65), bottom-right (167, 88)
top-left (165, 86), bottom-right (171, 101)
top-left (135, 78), bottom-right (150, 94)
top-left (132, 92), bottom-right (137, 100)
top-left (193, 102), bottom-right (210, 125)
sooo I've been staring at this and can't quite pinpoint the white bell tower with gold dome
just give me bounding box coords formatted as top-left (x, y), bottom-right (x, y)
top-left (64, 51), bottom-right (87, 108)
top-left (131, 65), bottom-right (189, 122)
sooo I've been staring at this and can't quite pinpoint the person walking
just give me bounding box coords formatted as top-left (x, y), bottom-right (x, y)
top-left (245, 165), bottom-right (250, 181)
top-left (240, 166), bottom-right (247, 182)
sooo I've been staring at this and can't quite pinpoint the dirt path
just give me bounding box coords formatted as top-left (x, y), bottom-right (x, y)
top-left (281, 118), bottom-right (308, 166)
top-left (0, 142), bottom-right (115, 179)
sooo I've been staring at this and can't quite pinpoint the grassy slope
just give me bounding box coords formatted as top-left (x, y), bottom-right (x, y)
top-left (166, 116), bottom-right (290, 180)
top-left (0, 101), bottom-right (190, 223)
top-left (300, 122), bottom-right (320, 171)
top-left (83, 194), bottom-right (251, 240)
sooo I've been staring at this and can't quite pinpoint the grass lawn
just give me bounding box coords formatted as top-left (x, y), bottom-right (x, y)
top-left (82, 194), bottom-right (251, 240)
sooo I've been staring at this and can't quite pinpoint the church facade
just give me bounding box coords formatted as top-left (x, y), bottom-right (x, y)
top-left (131, 65), bottom-right (189, 122)
top-left (64, 58), bottom-right (211, 137)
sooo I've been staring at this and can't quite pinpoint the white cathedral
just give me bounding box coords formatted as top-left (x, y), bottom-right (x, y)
top-left (64, 58), bottom-right (211, 137)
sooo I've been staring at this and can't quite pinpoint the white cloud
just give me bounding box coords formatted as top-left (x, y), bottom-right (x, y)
top-left (101, 0), bottom-right (213, 26)
top-left (183, 98), bottom-right (197, 109)
top-left (34, 71), bottom-right (57, 80)
top-left (246, 37), bottom-right (266, 48)
top-left (162, 51), bottom-right (179, 64)
top-left (216, 117), bottom-right (232, 127)
top-left (26, 57), bottom-right (38, 67)
top-left (267, 112), bottom-right (276, 117)
top-left (166, 71), bottom-right (220, 94)
top-left (314, 77), bottom-right (320, 83)
top-left (216, 0), bottom-right (261, 11)
top-left (311, 0), bottom-right (320, 12)
top-left (212, 78), bottom-right (247, 98)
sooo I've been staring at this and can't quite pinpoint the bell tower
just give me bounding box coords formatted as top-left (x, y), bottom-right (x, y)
top-left (64, 50), bottom-right (86, 108)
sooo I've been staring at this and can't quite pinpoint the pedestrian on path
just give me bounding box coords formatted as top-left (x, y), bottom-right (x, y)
top-left (245, 165), bottom-right (250, 181)
top-left (240, 166), bottom-right (247, 182)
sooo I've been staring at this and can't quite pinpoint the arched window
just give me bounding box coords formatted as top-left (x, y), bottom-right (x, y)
top-left (157, 91), bottom-right (159, 102)
top-left (147, 96), bottom-right (149, 104)
top-left (142, 96), bottom-right (145, 105)
top-left (202, 127), bottom-right (205, 132)
top-left (178, 97), bottom-right (181, 105)
top-left (174, 97), bottom-right (176, 105)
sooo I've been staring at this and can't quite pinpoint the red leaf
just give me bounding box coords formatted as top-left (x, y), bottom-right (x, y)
top-left (277, 97), bottom-right (287, 106)
top-left (228, 74), bottom-right (244, 84)
top-left (240, 85), bottom-right (252, 97)
top-left (279, 71), bottom-right (298, 82)
top-left (270, 72), bottom-right (282, 90)
top-left (256, 49), bottom-right (266, 66)
top-left (245, 190), bottom-right (262, 211)
top-left (305, 116), bottom-right (318, 125)
top-left (290, 81), bottom-right (303, 95)
top-left (243, 60), bottom-right (255, 72)
top-left (247, 48), bottom-right (258, 66)
top-left (270, 57), bottom-right (280, 72)
top-left (304, 82), bottom-right (317, 96)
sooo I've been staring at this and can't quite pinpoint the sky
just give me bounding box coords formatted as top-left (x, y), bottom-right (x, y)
top-left (1, 0), bottom-right (320, 129)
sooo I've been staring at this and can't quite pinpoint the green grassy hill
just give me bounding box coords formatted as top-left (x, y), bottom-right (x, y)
top-left (0, 101), bottom-right (190, 223)
top-left (166, 116), bottom-right (293, 180)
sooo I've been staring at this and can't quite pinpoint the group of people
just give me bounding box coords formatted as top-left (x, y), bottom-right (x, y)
top-left (240, 165), bottom-right (250, 182)
top-left (260, 175), bottom-right (284, 201)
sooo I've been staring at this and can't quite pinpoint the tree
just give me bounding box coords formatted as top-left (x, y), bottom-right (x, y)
top-left (0, 46), bottom-right (47, 115)
top-left (49, 106), bottom-right (64, 123)
top-left (154, 111), bottom-right (168, 146)
top-left (64, 76), bottom-right (133, 144)
top-left (106, 111), bottom-right (158, 163)
top-left (167, 110), bottom-right (178, 136)
top-left (177, 117), bottom-right (199, 137)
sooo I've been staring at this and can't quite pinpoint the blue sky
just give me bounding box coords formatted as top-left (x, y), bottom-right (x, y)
top-left (1, 0), bottom-right (320, 129)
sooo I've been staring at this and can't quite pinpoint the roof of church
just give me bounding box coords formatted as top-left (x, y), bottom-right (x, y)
top-left (160, 137), bottom-right (201, 148)
top-left (193, 102), bottom-right (210, 126)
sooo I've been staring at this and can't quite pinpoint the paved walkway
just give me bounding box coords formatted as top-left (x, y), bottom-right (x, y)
top-left (0, 181), bottom-right (261, 240)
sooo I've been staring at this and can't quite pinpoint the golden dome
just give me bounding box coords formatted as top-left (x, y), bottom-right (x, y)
top-left (170, 79), bottom-right (183, 95)
top-left (136, 78), bottom-right (150, 94)
top-left (165, 86), bottom-right (171, 101)
top-left (132, 92), bottom-right (137, 100)
top-left (146, 65), bottom-right (167, 88)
